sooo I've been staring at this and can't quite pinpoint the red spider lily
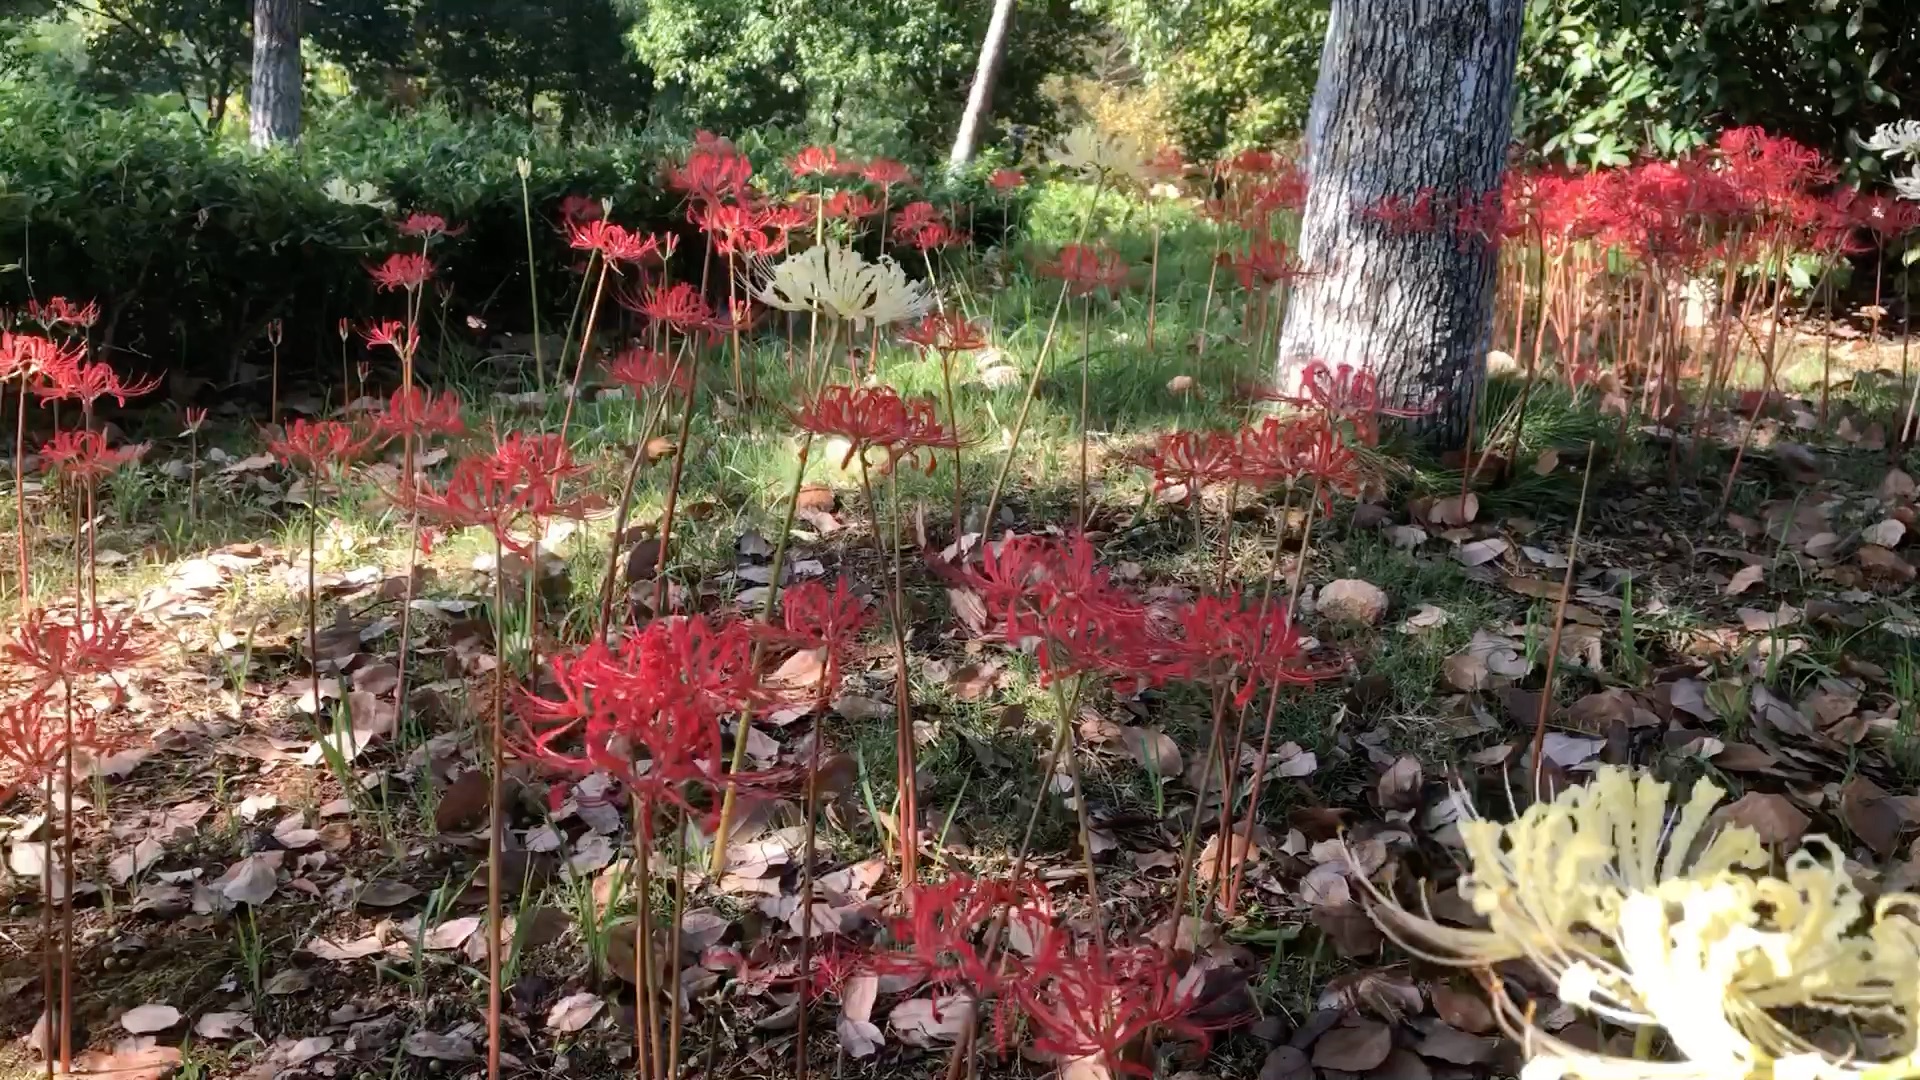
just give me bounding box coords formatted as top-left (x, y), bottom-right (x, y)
top-left (909, 221), bottom-right (968, 252)
top-left (960, 533), bottom-right (1155, 684)
top-left (568, 220), bottom-right (672, 266)
top-left (373, 387), bottom-right (466, 443)
top-left (1224, 148), bottom-right (1280, 175)
top-left (516, 619), bottom-right (780, 830)
top-left (265, 419), bottom-right (373, 476)
top-left (1149, 593), bottom-right (1331, 706)
top-left (362, 319), bottom-right (418, 359)
top-left (368, 253), bottom-right (436, 292)
top-left (0, 691), bottom-right (96, 802)
top-left (409, 433), bottom-right (595, 554)
top-left (891, 201), bottom-right (942, 242)
top-left (761, 202), bottom-right (815, 238)
top-left (792, 385), bottom-right (962, 473)
top-left (788, 146), bottom-right (845, 179)
top-left (605, 347), bottom-right (689, 396)
top-left (988, 169), bottom-right (1026, 194)
top-left (897, 313), bottom-right (988, 354)
top-left (629, 282), bottom-right (718, 334)
top-left (868, 876), bottom-right (1051, 992)
top-left (1289, 422), bottom-right (1365, 507)
top-left (396, 212), bottom-right (465, 240)
top-left (182, 407), bottom-right (208, 436)
top-left (825, 191), bottom-right (881, 221)
top-left (772, 578), bottom-right (870, 663)
top-left (1221, 235), bottom-right (1306, 290)
top-left (4, 606), bottom-right (145, 684)
top-left (860, 158), bottom-right (914, 190)
top-left (1128, 429), bottom-right (1242, 499)
top-left (1851, 191), bottom-right (1920, 244)
top-left (336, 318), bottom-right (350, 341)
top-left (668, 136), bottom-right (754, 207)
top-left (696, 202), bottom-right (784, 257)
top-left (34, 361), bottom-right (161, 409)
top-left (0, 333), bottom-right (83, 382)
top-left (25, 297), bottom-right (99, 330)
top-left (557, 194), bottom-right (605, 224)
top-left (1037, 244), bottom-right (1129, 296)
top-left (38, 431), bottom-right (147, 484)
top-left (1267, 359), bottom-right (1429, 446)
top-left (1016, 943), bottom-right (1218, 1075)
top-left (1227, 416), bottom-right (1318, 488)
top-left (1717, 126), bottom-right (1833, 217)
top-left (1808, 187), bottom-right (1874, 257)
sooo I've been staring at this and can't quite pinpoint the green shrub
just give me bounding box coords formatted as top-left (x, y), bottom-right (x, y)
top-left (0, 86), bottom-right (1019, 390)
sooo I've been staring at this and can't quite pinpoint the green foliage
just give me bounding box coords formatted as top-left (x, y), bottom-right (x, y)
top-left (623, 0), bottom-right (1094, 152)
top-left (413, 0), bottom-right (650, 127)
top-left (0, 83), bottom-right (681, 382)
top-left (1517, 0), bottom-right (1915, 176)
top-left (1103, 0), bottom-right (1327, 157)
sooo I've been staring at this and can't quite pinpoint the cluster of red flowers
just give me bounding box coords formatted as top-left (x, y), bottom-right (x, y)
top-left (1038, 243), bottom-right (1130, 296)
top-left (890, 201), bottom-right (968, 251)
top-left (843, 875), bottom-right (1224, 1075)
top-left (518, 578), bottom-right (869, 827)
top-left (961, 532), bottom-right (1334, 701)
top-left (897, 313), bottom-right (988, 354)
top-left (792, 385), bottom-right (962, 473)
top-left (568, 220), bottom-right (676, 266)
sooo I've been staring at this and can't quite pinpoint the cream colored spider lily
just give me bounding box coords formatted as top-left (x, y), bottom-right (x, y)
top-left (1893, 171), bottom-right (1920, 203)
top-left (751, 242), bottom-right (931, 330)
top-left (1049, 124), bottom-right (1150, 187)
top-left (1865, 121), bottom-right (1920, 161)
top-left (1355, 767), bottom-right (1767, 969)
top-left (1351, 767), bottom-right (1920, 1080)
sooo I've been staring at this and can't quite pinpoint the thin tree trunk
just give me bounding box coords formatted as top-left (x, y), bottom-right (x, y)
top-left (946, 0), bottom-right (1017, 169)
top-left (1274, 0), bottom-right (1525, 442)
top-left (248, 0), bottom-right (302, 148)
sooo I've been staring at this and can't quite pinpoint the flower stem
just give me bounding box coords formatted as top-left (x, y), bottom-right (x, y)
top-left (651, 345), bottom-right (702, 617)
top-left (858, 454), bottom-right (918, 882)
top-left (595, 358), bottom-right (686, 639)
top-left (558, 259), bottom-right (612, 445)
top-left (518, 165), bottom-right (545, 393)
top-left (487, 531), bottom-right (506, 1080)
top-left (981, 175), bottom-right (1106, 533)
top-left (1530, 442), bottom-right (1594, 800)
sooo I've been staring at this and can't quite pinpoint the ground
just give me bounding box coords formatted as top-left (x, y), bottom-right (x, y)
top-left (1, 177), bottom-right (1919, 1080)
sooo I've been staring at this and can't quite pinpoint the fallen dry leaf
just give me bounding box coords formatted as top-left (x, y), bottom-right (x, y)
top-left (1725, 563), bottom-right (1764, 596)
top-left (546, 991), bottom-right (605, 1033)
top-left (119, 1004), bottom-right (181, 1035)
top-left (1715, 792), bottom-right (1810, 846)
top-left (1310, 1017), bottom-right (1392, 1072)
top-left (1454, 537), bottom-right (1508, 567)
top-left (836, 973), bottom-right (883, 1058)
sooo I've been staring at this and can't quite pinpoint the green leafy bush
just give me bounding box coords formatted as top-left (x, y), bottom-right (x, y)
top-left (0, 85), bottom-right (1018, 387)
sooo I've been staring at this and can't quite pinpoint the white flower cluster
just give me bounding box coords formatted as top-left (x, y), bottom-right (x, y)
top-left (1866, 121), bottom-right (1920, 201)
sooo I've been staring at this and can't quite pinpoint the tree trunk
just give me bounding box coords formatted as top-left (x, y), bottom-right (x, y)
top-left (947, 0), bottom-right (1018, 169)
top-left (248, 0), bottom-right (302, 148)
top-left (1275, 0), bottom-right (1524, 441)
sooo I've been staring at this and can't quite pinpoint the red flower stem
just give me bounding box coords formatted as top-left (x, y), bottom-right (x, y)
top-left (981, 178), bottom-right (1105, 535)
top-left (667, 806), bottom-right (689, 1080)
top-left (1077, 291), bottom-right (1093, 533)
top-left (708, 319), bottom-right (842, 875)
top-left (793, 661), bottom-right (835, 1080)
top-left (595, 355), bottom-right (688, 638)
top-left (727, 251), bottom-right (744, 399)
top-left (486, 531), bottom-right (505, 1080)
top-left (937, 346), bottom-right (964, 543)
top-left (1146, 205), bottom-right (1160, 349)
top-left (1530, 442), bottom-right (1594, 800)
top-left (306, 476), bottom-right (321, 739)
top-left (650, 344), bottom-right (702, 617)
top-left (270, 339), bottom-right (280, 427)
top-left (858, 454), bottom-right (917, 883)
top-left (1055, 678), bottom-right (1106, 961)
top-left (637, 799), bottom-right (660, 1076)
top-left (558, 259), bottom-right (613, 446)
top-left (15, 376), bottom-right (30, 614)
top-left (517, 168), bottom-right (546, 393)
top-left (59, 676), bottom-right (73, 1073)
top-left (556, 250), bottom-right (601, 395)
top-left (1195, 225), bottom-right (1224, 358)
top-left (1169, 683), bottom-right (1231, 925)
top-left (41, 771), bottom-right (54, 1080)
top-left (1224, 489), bottom-right (1300, 915)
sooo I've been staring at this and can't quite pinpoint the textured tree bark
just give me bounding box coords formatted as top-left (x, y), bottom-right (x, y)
top-left (1276, 0), bottom-right (1525, 441)
top-left (249, 0), bottom-right (302, 148)
top-left (947, 0), bottom-right (1018, 169)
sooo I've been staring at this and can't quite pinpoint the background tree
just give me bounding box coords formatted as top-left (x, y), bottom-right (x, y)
top-left (624, 0), bottom-right (1092, 151)
top-left (1274, 0), bottom-right (1526, 441)
top-left (947, 0), bottom-right (1016, 167)
top-left (415, 0), bottom-right (651, 131)
top-left (248, 0), bottom-right (300, 145)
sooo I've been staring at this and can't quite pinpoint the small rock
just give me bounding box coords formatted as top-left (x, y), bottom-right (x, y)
top-left (1316, 579), bottom-right (1388, 626)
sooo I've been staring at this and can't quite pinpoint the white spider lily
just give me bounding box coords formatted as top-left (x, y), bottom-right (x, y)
top-left (1893, 170), bottom-right (1920, 202)
top-left (322, 177), bottom-right (395, 211)
top-left (1865, 121), bottom-right (1920, 161)
top-left (752, 242), bottom-right (930, 330)
top-left (1049, 124), bottom-right (1149, 187)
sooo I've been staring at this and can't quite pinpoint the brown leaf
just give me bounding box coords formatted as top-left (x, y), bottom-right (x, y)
top-left (1413, 1018), bottom-right (1499, 1064)
top-left (357, 879), bottom-right (421, 907)
top-left (1842, 775), bottom-right (1909, 859)
top-left (72, 1040), bottom-right (182, 1080)
top-left (1429, 493), bottom-right (1479, 527)
top-left (1258, 1046), bottom-right (1311, 1080)
top-left (837, 973), bottom-right (883, 1058)
top-left (1374, 1049), bottom-right (1434, 1080)
top-left (1375, 755), bottom-right (1422, 812)
top-left (1501, 573), bottom-right (1562, 599)
top-left (1310, 1018), bottom-right (1392, 1072)
top-left (119, 1004), bottom-right (181, 1034)
top-left (1121, 727), bottom-right (1182, 776)
top-left (1715, 792), bottom-right (1809, 846)
top-left (546, 991), bottom-right (605, 1033)
top-left (1858, 544), bottom-right (1916, 582)
top-left (434, 769), bottom-right (490, 833)
top-left (1428, 983), bottom-right (1494, 1034)
top-left (1725, 564), bottom-right (1764, 596)
top-left (1454, 537), bottom-right (1508, 567)
top-left (796, 484), bottom-right (836, 512)
top-left (887, 994), bottom-right (973, 1047)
